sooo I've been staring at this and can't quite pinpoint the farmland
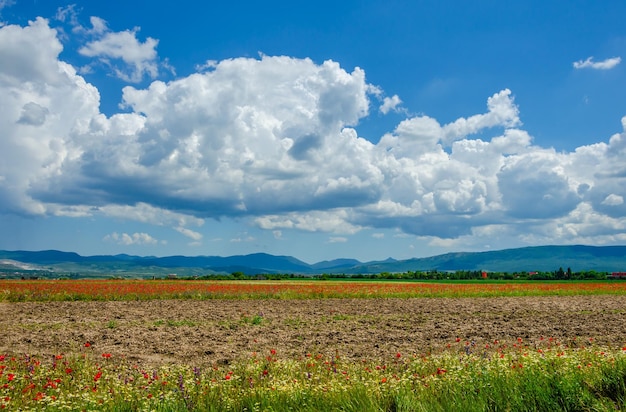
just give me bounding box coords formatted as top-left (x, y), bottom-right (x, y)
top-left (1, 280), bottom-right (626, 410)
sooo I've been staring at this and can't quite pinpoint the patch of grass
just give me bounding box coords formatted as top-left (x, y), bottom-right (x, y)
top-left (240, 314), bottom-right (265, 326)
top-left (167, 319), bottom-right (198, 327)
top-left (283, 317), bottom-right (306, 328)
top-left (1, 343), bottom-right (625, 411)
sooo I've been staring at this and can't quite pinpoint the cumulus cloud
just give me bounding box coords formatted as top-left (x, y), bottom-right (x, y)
top-left (78, 19), bottom-right (159, 82)
top-left (103, 232), bottom-right (158, 245)
top-left (56, 10), bottom-right (161, 83)
top-left (601, 194), bottom-right (624, 206)
top-left (1, 18), bottom-right (625, 250)
top-left (379, 95), bottom-right (402, 114)
top-left (573, 56), bottom-right (621, 70)
top-left (17, 102), bottom-right (49, 126)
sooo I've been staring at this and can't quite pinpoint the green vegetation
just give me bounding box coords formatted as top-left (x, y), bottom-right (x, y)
top-left (2, 342), bottom-right (625, 411)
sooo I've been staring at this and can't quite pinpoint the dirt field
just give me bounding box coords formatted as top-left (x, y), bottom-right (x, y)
top-left (2, 296), bottom-right (625, 366)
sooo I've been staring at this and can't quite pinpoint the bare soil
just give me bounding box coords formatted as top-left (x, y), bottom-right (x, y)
top-left (1, 296), bottom-right (625, 366)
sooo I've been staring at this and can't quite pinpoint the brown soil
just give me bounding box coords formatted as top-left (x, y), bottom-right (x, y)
top-left (1, 296), bottom-right (625, 366)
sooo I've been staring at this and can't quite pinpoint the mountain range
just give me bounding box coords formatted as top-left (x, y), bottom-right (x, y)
top-left (1, 245), bottom-right (625, 278)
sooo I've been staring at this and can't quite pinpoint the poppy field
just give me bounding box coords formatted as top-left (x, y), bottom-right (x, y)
top-left (1, 280), bottom-right (626, 410)
top-left (2, 278), bottom-right (626, 301)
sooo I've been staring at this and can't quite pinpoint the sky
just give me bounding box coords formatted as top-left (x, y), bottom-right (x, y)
top-left (0, 0), bottom-right (625, 264)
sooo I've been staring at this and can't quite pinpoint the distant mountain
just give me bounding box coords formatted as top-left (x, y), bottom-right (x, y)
top-left (0, 245), bottom-right (625, 278)
top-left (312, 258), bottom-right (362, 271)
top-left (348, 245), bottom-right (626, 273)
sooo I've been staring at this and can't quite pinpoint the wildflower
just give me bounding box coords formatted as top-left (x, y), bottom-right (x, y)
top-left (94, 371), bottom-right (102, 382)
top-left (396, 352), bottom-right (402, 359)
top-left (6, 374), bottom-right (14, 382)
top-left (102, 353), bottom-right (112, 359)
top-left (270, 349), bottom-right (277, 356)
top-left (84, 342), bottom-right (91, 347)
top-left (381, 377), bottom-right (387, 383)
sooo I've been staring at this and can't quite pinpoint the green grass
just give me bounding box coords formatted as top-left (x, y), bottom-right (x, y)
top-left (2, 342), bottom-right (626, 411)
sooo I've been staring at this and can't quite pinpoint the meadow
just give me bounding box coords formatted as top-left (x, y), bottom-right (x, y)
top-left (2, 278), bottom-right (626, 301)
top-left (1, 279), bottom-right (626, 411)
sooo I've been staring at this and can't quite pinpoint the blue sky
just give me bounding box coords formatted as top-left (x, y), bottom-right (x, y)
top-left (1, 0), bottom-right (625, 263)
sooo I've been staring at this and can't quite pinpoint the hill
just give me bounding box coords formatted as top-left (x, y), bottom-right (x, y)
top-left (0, 245), bottom-right (624, 278)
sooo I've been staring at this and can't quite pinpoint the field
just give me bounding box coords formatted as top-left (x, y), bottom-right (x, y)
top-left (1, 279), bottom-right (626, 410)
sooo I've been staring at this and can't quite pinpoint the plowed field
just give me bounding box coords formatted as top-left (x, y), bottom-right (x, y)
top-left (2, 295), bottom-right (625, 367)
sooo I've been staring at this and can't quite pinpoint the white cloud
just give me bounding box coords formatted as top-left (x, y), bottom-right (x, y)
top-left (0, 18), bottom-right (100, 215)
top-left (17, 102), bottom-right (49, 126)
top-left (195, 59), bottom-right (218, 72)
top-left (104, 232), bottom-right (158, 245)
top-left (174, 226), bottom-right (203, 241)
top-left (78, 22), bottom-right (159, 82)
top-left (601, 194), bottom-right (624, 206)
top-left (328, 237), bottom-right (348, 243)
top-left (1, 18), bottom-right (625, 250)
top-left (441, 89), bottom-right (521, 144)
top-left (379, 95), bottom-right (402, 114)
top-left (573, 56), bottom-right (621, 70)
top-left (57, 12), bottom-right (162, 83)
